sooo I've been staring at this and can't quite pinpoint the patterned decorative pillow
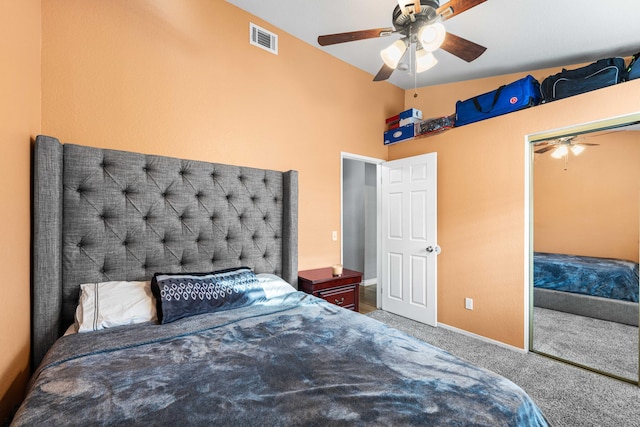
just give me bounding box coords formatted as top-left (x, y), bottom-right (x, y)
top-left (151, 267), bottom-right (265, 324)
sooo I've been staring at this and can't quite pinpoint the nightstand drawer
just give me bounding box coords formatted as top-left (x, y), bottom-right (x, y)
top-left (317, 285), bottom-right (356, 310)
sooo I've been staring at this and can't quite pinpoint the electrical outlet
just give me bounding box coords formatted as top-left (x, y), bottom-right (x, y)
top-left (332, 231), bottom-right (337, 241)
top-left (465, 298), bottom-right (473, 310)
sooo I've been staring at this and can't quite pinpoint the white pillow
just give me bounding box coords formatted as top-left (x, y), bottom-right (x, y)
top-left (74, 281), bottom-right (157, 333)
top-left (256, 273), bottom-right (297, 298)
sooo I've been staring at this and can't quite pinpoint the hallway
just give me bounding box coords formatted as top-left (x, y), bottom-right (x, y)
top-left (359, 284), bottom-right (377, 314)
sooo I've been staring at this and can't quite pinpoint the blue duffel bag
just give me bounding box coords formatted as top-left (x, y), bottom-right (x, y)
top-left (455, 75), bottom-right (541, 127)
top-left (540, 57), bottom-right (625, 103)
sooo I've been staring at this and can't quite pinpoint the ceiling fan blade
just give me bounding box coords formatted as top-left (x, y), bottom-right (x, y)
top-left (440, 32), bottom-right (487, 62)
top-left (318, 27), bottom-right (394, 46)
top-left (535, 146), bottom-right (556, 154)
top-left (373, 63), bottom-right (395, 82)
top-left (437, 0), bottom-right (487, 21)
top-left (581, 143), bottom-right (600, 146)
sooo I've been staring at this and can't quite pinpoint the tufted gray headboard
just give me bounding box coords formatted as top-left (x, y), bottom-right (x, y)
top-left (32, 135), bottom-right (298, 368)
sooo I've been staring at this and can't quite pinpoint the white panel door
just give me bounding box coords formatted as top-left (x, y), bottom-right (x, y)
top-left (381, 153), bottom-right (438, 326)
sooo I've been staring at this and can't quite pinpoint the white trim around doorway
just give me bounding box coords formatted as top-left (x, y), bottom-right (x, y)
top-left (340, 152), bottom-right (384, 309)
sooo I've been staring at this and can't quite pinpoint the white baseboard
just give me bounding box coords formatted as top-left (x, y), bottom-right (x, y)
top-left (362, 278), bottom-right (377, 286)
top-left (437, 322), bottom-right (527, 354)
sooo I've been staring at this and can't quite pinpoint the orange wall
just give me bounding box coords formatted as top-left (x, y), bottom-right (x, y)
top-left (41, 0), bottom-right (404, 270)
top-left (534, 131), bottom-right (640, 262)
top-left (3, 1), bottom-right (639, 417)
top-left (390, 70), bottom-right (640, 348)
top-left (0, 0), bottom-right (41, 421)
top-left (0, 0), bottom-right (404, 420)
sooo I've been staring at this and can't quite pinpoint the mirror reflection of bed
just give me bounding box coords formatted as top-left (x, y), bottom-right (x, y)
top-left (531, 121), bottom-right (640, 383)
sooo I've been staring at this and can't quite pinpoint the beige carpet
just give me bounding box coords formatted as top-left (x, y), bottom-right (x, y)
top-left (532, 307), bottom-right (638, 381)
top-left (367, 309), bottom-right (640, 427)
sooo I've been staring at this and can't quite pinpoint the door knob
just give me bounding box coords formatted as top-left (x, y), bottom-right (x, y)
top-left (426, 245), bottom-right (441, 255)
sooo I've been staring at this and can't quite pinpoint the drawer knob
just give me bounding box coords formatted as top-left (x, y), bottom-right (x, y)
top-left (334, 297), bottom-right (345, 305)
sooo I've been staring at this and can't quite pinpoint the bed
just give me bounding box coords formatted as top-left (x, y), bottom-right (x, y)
top-left (534, 252), bottom-right (639, 326)
top-left (13, 135), bottom-right (549, 426)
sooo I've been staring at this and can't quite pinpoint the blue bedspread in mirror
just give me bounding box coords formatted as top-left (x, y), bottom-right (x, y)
top-left (13, 292), bottom-right (548, 426)
top-left (534, 252), bottom-right (639, 302)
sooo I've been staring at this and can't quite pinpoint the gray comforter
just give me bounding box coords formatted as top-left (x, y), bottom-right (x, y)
top-left (13, 292), bottom-right (548, 426)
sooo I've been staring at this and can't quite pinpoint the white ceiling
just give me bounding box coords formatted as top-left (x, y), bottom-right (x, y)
top-left (226, 0), bottom-right (640, 89)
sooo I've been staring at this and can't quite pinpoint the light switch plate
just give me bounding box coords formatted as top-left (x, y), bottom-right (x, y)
top-left (465, 298), bottom-right (473, 310)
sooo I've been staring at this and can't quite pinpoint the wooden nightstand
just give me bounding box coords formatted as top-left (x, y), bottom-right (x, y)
top-left (298, 267), bottom-right (362, 311)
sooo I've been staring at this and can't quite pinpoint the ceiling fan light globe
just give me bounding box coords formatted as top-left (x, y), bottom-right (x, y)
top-left (570, 144), bottom-right (586, 156)
top-left (551, 145), bottom-right (569, 159)
top-left (380, 39), bottom-right (407, 69)
top-left (418, 22), bottom-right (446, 52)
top-left (416, 50), bottom-right (438, 73)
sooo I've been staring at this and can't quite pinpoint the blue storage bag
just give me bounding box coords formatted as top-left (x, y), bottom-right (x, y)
top-left (455, 75), bottom-right (541, 127)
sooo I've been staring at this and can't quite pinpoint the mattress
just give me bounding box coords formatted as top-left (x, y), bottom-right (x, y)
top-left (534, 252), bottom-right (639, 302)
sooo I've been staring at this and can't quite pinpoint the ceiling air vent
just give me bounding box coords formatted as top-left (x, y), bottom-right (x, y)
top-left (250, 23), bottom-right (278, 55)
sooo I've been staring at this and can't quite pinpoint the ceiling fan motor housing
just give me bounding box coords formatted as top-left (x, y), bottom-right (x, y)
top-left (393, 0), bottom-right (440, 31)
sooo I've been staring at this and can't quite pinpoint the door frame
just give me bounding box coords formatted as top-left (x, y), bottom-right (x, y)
top-left (340, 152), bottom-right (384, 307)
top-left (524, 133), bottom-right (532, 353)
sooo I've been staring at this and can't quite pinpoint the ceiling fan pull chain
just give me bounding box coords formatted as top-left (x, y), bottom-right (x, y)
top-left (408, 25), bottom-right (413, 72)
top-left (414, 53), bottom-right (419, 97)
top-left (411, 25), bottom-right (419, 97)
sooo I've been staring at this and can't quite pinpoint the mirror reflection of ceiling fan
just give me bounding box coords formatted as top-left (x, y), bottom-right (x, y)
top-left (534, 136), bottom-right (599, 159)
top-left (317, 0), bottom-right (488, 82)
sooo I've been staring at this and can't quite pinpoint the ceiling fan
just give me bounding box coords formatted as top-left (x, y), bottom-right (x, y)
top-left (317, 0), bottom-right (488, 82)
top-left (534, 136), bottom-right (599, 158)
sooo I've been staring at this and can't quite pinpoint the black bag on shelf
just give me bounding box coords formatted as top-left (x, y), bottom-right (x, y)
top-left (540, 57), bottom-right (625, 103)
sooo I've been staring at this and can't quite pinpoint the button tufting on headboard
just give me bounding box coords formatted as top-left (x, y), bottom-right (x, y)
top-left (32, 135), bottom-right (298, 369)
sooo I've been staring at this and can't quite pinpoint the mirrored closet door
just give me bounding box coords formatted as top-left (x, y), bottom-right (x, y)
top-left (530, 116), bottom-right (640, 383)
